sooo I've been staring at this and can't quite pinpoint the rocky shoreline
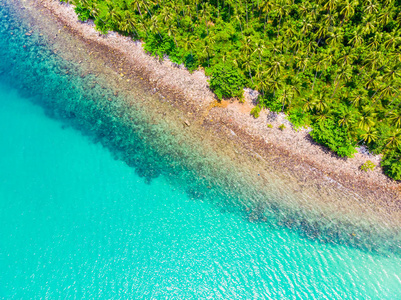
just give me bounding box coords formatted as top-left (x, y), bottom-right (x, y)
top-left (17, 0), bottom-right (401, 224)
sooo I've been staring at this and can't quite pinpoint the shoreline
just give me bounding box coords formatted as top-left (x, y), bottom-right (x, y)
top-left (9, 0), bottom-right (401, 233)
top-left (38, 1), bottom-right (400, 195)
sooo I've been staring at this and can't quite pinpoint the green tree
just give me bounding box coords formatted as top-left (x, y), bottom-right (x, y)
top-left (209, 64), bottom-right (245, 99)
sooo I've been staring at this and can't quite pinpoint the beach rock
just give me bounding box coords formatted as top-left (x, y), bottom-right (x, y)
top-left (267, 111), bottom-right (278, 122)
top-left (184, 120), bottom-right (190, 127)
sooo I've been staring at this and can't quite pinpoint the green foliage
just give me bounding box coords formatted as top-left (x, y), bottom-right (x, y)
top-left (267, 123), bottom-right (273, 128)
top-left (209, 64), bottom-right (245, 100)
top-left (250, 105), bottom-right (261, 118)
top-left (278, 124), bottom-right (286, 131)
top-left (383, 160), bottom-right (401, 181)
top-left (288, 107), bottom-right (309, 129)
top-left (93, 17), bottom-right (111, 35)
top-left (258, 94), bottom-right (282, 112)
top-left (360, 160), bottom-right (376, 172)
top-left (184, 54), bottom-right (198, 72)
top-left (68, 0), bottom-right (401, 179)
top-left (382, 152), bottom-right (401, 180)
top-left (74, 6), bottom-right (91, 22)
top-left (143, 33), bottom-right (185, 64)
top-left (310, 119), bottom-right (357, 158)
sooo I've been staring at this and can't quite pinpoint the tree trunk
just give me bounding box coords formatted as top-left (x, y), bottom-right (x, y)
top-left (340, 17), bottom-right (345, 28)
top-left (312, 69), bottom-right (318, 92)
top-left (330, 72), bottom-right (341, 98)
top-left (137, 4), bottom-right (143, 17)
top-left (277, 15), bottom-right (282, 37)
top-left (384, 91), bottom-right (401, 117)
top-left (330, 80), bottom-right (340, 99)
top-left (143, 0), bottom-right (153, 17)
top-left (264, 14), bottom-right (269, 32)
top-left (281, 95), bottom-right (287, 112)
top-left (249, 69), bottom-right (254, 85)
top-left (246, 2), bottom-right (248, 26)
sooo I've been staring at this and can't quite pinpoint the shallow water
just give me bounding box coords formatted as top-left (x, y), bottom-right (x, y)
top-left (1, 1), bottom-right (401, 298)
top-left (1, 82), bottom-right (401, 299)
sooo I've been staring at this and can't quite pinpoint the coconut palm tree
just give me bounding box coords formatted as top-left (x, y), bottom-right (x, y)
top-left (331, 65), bottom-right (352, 98)
top-left (339, 0), bottom-right (356, 27)
top-left (266, 55), bottom-right (285, 77)
top-left (357, 106), bottom-right (377, 131)
top-left (260, 0), bottom-right (274, 31)
top-left (253, 40), bottom-right (266, 64)
top-left (338, 106), bottom-right (357, 127)
top-left (361, 128), bottom-right (379, 143)
top-left (364, 0), bottom-right (379, 15)
top-left (389, 111), bottom-right (401, 127)
top-left (385, 129), bottom-right (401, 149)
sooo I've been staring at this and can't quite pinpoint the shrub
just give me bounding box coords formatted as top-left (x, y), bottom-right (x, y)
top-left (258, 93), bottom-right (282, 112)
top-left (267, 123), bottom-right (273, 128)
top-left (381, 153), bottom-right (401, 180)
top-left (94, 18), bottom-right (111, 34)
top-left (279, 124), bottom-right (286, 131)
top-left (383, 160), bottom-right (401, 180)
top-left (209, 64), bottom-right (245, 100)
top-left (360, 160), bottom-right (375, 171)
top-left (184, 54), bottom-right (198, 72)
top-left (310, 118), bottom-right (357, 158)
top-left (250, 105), bottom-right (261, 118)
top-left (288, 107), bottom-right (310, 129)
top-left (74, 6), bottom-right (91, 22)
top-left (143, 34), bottom-right (185, 64)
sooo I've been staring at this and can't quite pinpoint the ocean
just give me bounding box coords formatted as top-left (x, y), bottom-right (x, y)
top-left (0, 1), bottom-right (400, 298)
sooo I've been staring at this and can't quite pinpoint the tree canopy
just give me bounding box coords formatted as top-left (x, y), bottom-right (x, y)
top-left (64, 0), bottom-right (401, 180)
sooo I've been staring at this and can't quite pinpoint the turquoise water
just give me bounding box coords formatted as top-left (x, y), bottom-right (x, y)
top-left (1, 1), bottom-right (401, 298)
top-left (1, 85), bottom-right (401, 299)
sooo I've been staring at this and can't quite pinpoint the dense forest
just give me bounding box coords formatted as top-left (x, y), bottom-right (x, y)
top-left (63, 0), bottom-right (401, 180)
